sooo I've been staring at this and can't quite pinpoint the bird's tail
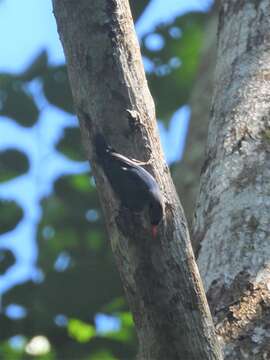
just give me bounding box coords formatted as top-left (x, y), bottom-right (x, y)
top-left (94, 133), bottom-right (113, 161)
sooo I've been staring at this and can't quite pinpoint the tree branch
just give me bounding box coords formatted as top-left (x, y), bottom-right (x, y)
top-left (52, 0), bottom-right (222, 358)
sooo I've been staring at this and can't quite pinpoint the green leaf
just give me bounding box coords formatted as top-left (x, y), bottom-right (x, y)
top-left (0, 74), bottom-right (39, 126)
top-left (0, 149), bottom-right (29, 182)
top-left (0, 200), bottom-right (23, 234)
top-left (90, 350), bottom-right (118, 360)
top-left (0, 249), bottom-right (15, 274)
top-left (86, 230), bottom-right (103, 251)
top-left (20, 50), bottom-right (48, 81)
top-left (56, 126), bottom-right (86, 161)
top-left (42, 66), bottom-right (74, 113)
top-left (119, 312), bottom-right (134, 327)
top-left (68, 319), bottom-right (95, 343)
top-left (70, 174), bottom-right (94, 193)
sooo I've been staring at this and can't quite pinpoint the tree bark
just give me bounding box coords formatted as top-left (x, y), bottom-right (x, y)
top-left (194, 1), bottom-right (270, 358)
top-left (52, 1), bottom-right (222, 359)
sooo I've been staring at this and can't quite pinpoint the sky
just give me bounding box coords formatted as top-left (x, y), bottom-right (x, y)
top-left (0, 0), bottom-right (212, 71)
top-left (0, 0), bottom-right (212, 314)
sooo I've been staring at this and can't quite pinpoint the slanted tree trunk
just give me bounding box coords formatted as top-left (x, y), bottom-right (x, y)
top-left (53, 0), bottom-right (222, 359)
top-left (194, 1), bottom-right (270, 358)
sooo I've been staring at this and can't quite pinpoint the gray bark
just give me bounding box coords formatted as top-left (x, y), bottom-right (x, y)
top-left (52, 0), bottom-right (222, 359)
top-left (194, 1), bottom-right (270, 358)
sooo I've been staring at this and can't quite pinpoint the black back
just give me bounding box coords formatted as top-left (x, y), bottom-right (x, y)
top-left (95, 134), bottom-right (163, 224)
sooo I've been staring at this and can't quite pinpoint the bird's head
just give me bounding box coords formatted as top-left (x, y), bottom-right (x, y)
top-left (149, 193), bottom-right (163, 239)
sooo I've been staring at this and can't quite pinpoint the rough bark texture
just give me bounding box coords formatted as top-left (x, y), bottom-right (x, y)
top-left (53, 1), bottom-right (222, 359)
top-left (194, 1), bottom-right (270, 358)
top-left (173, 10), bottom-right (217, 245)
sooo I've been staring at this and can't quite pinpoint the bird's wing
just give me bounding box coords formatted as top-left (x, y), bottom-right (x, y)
top-left (122, 163), bottom-right (159, 197)
top-left (110, 151), bottom-right (158, 188)
top-left (101, 149), bottom-right (161, 212)
top-left (110, 151), bottom-right (140, 168)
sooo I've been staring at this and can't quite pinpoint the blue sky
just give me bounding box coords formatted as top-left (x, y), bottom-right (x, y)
top-left (0, 0), bottom-right (211, 301)
top-left (0, 1), bottom-right (63, 71)
top-left (0, 0), bottom-right (212, 71)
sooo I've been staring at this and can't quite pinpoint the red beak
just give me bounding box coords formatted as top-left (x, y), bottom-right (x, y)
top-left (151, 225), bottom-right (158, 239)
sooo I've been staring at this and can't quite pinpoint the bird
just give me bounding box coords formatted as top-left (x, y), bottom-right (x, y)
top-left (94, 134), bottom-right (163, 238)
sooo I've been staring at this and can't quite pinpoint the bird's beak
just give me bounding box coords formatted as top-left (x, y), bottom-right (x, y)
top-left (151, 225), bottom-right (158, 239)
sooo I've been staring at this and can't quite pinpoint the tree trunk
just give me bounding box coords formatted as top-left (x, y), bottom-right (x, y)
top-left (52, 0), bottom-right (222, 359)
top-left (194, 1), bottom-right (270, 358)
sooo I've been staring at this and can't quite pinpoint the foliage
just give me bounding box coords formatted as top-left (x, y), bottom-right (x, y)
top-left (0, 200), bottom-right (23, 234)
top-left (56, 127), bottom-right (85, 161)
top-left (0, 149), bottom-right (29, 182)
top-left (43, 65), bottom-right (74, 114)
top-left (0, 1), bottom-right (209, 358)
top-left (0, 249), bottom-right (15, 275)
top-left (68, 319), bottom-right (96, 343)
top-left (141, 12), bottom-right (205, 122)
